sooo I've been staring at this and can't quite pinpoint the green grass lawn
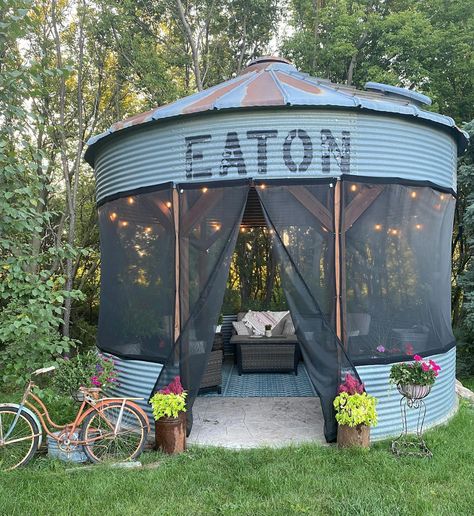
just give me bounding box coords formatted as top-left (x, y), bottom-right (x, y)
top-left (0, 400), bottom-right (473, 516)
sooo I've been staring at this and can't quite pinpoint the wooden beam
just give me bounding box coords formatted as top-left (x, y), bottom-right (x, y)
top-left (287, 185), bottom-right (332, 231)
top-left (344, 185), bottom-right (384, 232)
top-left (173, 188), bottom-right (180, 345)
top-left (181, 189), bottom-right (224, 236)
top-left (334, 181), bottom-right (342, 343)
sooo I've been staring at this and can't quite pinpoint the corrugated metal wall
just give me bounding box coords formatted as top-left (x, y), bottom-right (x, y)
top-left (357, 347), bottom-right (457, 440)
top-left (104, 346), bottom-right (457, 440)
top-left (94, 110), bottom-right (457, 203)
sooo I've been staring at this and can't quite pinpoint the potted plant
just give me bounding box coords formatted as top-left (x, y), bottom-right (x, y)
top-left (333, 374), bottom-right (378, 448)
top-left (149, 376), bottom-right (187, 454)
top-left (53, 351), bottom-right (119, 401)
top-left (390, 354), bottom-right (441, 399)
top-left (265, 324), bottom-right (272, 337)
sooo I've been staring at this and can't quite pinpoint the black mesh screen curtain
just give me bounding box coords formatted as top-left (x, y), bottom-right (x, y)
top-left (98, 177), bottom-right (456, 442)
top-left (152, 181), bottom-right (250, 424)
top-left (343, 180), bottom-right (456, 364)
top-left (97, 184), bottom-right (175, 361)
top-left (256, 180), bottom-right (360, 442)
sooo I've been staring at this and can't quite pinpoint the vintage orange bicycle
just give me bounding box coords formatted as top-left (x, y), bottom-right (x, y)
top-left (0, 366), bottom-right (150, 471)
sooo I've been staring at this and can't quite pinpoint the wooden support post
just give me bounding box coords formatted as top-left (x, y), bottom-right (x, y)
top-left (173, 188), bottom-right (180, 346)
top-left (334, 180), bottom-right (343, 344)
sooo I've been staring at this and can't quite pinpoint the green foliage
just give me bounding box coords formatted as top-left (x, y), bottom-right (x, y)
top-left (149, 391), bottom-right (187, 420)
top-left (0, 1), bottom-right (84, 385)
top-left (52, 351), bottom-right (118, 397)
top-left (333, 391), bottom-right (378, 428)
top-left (283, 0), bottom-right (474, 123)
top-left (389, 361), bottom-right (438, 387)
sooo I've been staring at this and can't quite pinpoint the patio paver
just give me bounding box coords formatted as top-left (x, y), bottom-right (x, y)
top-left (188, 397), bottom-right (325, 448)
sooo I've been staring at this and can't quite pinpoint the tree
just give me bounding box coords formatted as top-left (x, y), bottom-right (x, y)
top-left (0, 0), bottom-right (81, 383)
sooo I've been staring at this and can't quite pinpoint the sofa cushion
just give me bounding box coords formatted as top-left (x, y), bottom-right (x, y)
top-left (232, 321), bottom-right (251, 335)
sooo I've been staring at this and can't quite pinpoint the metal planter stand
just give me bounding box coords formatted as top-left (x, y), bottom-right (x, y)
top-left (391, 384), bottom-right (433, 458)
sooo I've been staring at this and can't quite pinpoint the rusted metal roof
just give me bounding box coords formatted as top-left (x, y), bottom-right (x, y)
top-left (85, 56), bottom-right (468, 164)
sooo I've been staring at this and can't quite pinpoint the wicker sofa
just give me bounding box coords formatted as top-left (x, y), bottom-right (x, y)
top-left (230, 312), bottom-right (300, 374)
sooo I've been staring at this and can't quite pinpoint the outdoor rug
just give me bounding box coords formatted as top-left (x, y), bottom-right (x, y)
top-left (200, 360), bottom-right (317, 397)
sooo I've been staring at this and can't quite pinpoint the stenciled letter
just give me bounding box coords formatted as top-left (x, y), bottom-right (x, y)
top-left (247, 130), bottom-right (278, 174)
top-left (320, 130), bottom-right (350, 174)
top-left (283, 129), bottom-right (313, 173)
top-left (220, 132), bottom-right (247, 176)
top-left (185, 135), bottom-right (212, 179)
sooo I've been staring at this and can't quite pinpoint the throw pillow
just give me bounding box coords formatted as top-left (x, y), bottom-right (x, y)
top-left (271, 313), bottom-right (290, 336)
top-left (232, 321), bottom-right (251, 336)
top-left (282, 317), bottom-right (296, 336)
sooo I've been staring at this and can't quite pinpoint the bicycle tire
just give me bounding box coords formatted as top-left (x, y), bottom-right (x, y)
top-left (0, 406), bottom-right (40, 471)
top-left (80, 401), bottom-right (148, 463)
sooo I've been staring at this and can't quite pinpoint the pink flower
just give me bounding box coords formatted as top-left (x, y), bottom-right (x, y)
top-left (376, 345), bottom-right (385, 353)
top-left (405, 344), bottom-right (414, 355)
top-left (421, 362), bottom-right (430, 372)
top-left (413, 355), bottom-right (423, 362)
top-left (91, 376), bottom-right (101, 387)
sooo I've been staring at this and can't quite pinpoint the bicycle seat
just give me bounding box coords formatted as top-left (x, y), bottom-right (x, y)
top-left (32, 366), bottom-right (56, 376)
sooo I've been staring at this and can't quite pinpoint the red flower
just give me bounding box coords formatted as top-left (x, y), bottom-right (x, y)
top-left (413, 355), bottom-right (423, 362)
top-left (421, 362), bottom-right (430, 372)
top-left (159, 376), bottom-right (185, 395)
top-left (338, 373), bottom-right (365, 395)
top-left (405, 343), bottom-right (414, 355)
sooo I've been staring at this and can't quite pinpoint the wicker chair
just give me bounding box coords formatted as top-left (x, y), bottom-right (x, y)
top-left (199, 334), bottom-right (224, 393)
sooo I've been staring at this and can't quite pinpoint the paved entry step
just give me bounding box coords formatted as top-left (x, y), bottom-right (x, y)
top-left (188, 397), bottom-right (325, 449)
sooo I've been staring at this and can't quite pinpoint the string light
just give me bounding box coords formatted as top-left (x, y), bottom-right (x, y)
top-left (213, 223), bottom-right (221, 231)
top-left (389, 228), bottom-right (399, 236)
top-left (166, 201), bottom-right (172, 208)
top-left (350, 184), bottom-right (358, 192)
top-left (127, 197), bottom-right (135, 205)
top-left (410, 191), bottom-right (417, 199)
top-left (202, 187), bottom-right (208, 193)
top-left (240, 227), bottom-right (246, 233)
top-left (119, 220), bottom-right (128, 228)
top-left (440, 194), bottom-right (445, 201)
top-left (415, 224), bottom-right (423, 230)
top-left (109, 212), bottom-right (117, 222)
top-left (374, 224), bottom-right (382, 231)
top-left (259, 184), bottom-right (266, 190)
top-left (144, 227), bottom-right (152, 234)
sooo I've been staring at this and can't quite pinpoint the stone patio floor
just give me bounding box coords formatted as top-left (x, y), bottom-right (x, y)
top-left (188, 397), bottom-right (325, 449)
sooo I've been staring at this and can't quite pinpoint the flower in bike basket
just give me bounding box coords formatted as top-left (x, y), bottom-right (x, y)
top-left (91, 376), bottom-right (101, 387)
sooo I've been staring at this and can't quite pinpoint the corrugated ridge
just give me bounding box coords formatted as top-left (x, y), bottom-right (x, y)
top-left (94, 110), bottom-right (456, 203)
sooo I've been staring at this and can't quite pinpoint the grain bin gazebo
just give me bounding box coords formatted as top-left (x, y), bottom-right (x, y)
top-left (85, 56), bottom-right (468, 442)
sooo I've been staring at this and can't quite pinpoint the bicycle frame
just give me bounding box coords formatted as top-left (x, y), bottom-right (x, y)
top-left (6, 380), bottom-right (149, 448)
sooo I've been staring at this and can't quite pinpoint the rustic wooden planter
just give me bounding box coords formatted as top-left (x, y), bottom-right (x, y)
top-left (337, 424), bottom-right (370, 448)
top-left (154, 412), bottom-right (186, 454)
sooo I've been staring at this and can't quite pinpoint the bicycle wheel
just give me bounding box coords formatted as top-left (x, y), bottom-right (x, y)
top-left (80, 402), bottom-right (148, 463)
top-left (0, 406), bottom-right (40, 471)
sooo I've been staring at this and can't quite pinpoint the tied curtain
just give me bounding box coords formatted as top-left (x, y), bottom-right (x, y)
top-left (152, 181), bottom-right (250, 427)
top-left (256, 180), bottom-right (360, 442)
top-left (97, 184), bottom-right (175, 362)
top-left (343, 181), bottom-right (456, 364)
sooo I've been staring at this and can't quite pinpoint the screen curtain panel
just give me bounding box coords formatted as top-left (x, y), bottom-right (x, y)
top-left (256, 180), bottom-right (361, 442)
top-left (151, 181), bottom-right (250, 426)
top-left (97, 184), bottom-right (176, 362)
top-left (342, 181), bottom-right (456, 365)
